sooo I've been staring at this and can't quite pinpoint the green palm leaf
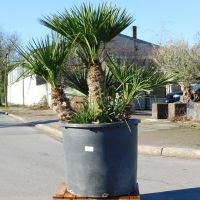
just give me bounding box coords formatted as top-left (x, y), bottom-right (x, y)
top-left (107, 56), bottom-right (174, 105)
top-left (14, 33), bottom-right (73, 89)
top-left (40, 3), bottom-right (133, 64)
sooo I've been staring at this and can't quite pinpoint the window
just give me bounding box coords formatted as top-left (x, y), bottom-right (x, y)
top-left (36, 75), bottom-right (46, 85)
top-left (8, 67), bottom-right (24, 85)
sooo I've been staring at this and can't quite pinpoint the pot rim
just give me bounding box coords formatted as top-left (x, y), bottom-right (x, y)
top-left (61, 118), bottom-right (140, 129)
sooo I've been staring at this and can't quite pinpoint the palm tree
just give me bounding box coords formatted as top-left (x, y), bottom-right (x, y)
top-left (40, 3), bottom-right (133, 101)
top-left (15, 34), bottom-right (73, 121)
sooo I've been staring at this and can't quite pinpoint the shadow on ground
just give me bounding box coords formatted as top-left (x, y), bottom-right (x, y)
top-left (0, 119), bottom-right (59, 128)
top-left (141, 187), bottom-right (200, 200)
top-left (134, 110), bottom-right (152, 116)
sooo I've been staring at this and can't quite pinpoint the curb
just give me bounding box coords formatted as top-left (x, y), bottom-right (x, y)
top-left (6, 113), bottom-right (63, 141)
top-left (138, 145), bottom-right (200, 159)
top-left (138, 145), bottom-right (163, 156)
top-left (35, 124), bottom-right (63, 141)
top-left (8, 113), bottom-right (27, 122)
top-left (6, 112), bottom-right (200, 159)
top-left (162, 147), bottom-right (200, 159)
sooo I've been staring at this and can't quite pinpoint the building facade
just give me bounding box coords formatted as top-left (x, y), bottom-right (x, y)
top-left (7, 67), bottom-right (51, 106)
top-left (7, 26), bottom-right (161, 108)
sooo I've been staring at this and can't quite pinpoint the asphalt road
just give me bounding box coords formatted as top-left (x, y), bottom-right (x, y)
top-left (0, 114), bottom-right (65, 200)
top-left (138, 156), bottom-right (200, 200)
top-left (0, 114), bottom-right (200, 200)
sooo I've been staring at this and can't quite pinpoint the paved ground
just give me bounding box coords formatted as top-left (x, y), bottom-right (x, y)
top-left (133, 110), bottom-right (200, 149)
top-left (138, 155), bottom-right (200, 199)
top-left (39, 117), bottom-right (200, 151)
top-left (0, 114), bottom-right (200, 199)
top-left (0, 106), bottom-right (57, 122)
top-left (2, 107), bottom-right (200, 152)
top-left (1, 106), bottom-right (200, 159)
top-left (138, 119), bottom-right (200, 149)
top-left (0, 114), bottom-right (65, 200)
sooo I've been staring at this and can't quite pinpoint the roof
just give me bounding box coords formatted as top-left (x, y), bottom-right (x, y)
top-left (118, 33), bottom-right (159, 47)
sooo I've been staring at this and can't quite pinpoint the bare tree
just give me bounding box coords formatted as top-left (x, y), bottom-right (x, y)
top-left (153, 40), bottom-right (200, 102)
top-left (0, 30), bottom-right (20, 106)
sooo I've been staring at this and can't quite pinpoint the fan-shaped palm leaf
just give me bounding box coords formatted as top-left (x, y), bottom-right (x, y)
top-left (14, 34), bottom-right (74, 121)
top-left (40, 3), bottom-right (133, 100)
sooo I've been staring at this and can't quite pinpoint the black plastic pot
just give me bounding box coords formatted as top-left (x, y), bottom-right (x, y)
top-left (62, 118), bottom-right (140, 197)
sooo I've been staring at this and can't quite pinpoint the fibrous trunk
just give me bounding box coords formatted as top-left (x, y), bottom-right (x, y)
top-left (51, 87), bottom-right (73, 121)
top-left (87, 60), bottom-right (105, 101)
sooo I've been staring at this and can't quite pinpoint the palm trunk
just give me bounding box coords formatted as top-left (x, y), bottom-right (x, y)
top-left (87, 60), bottom-right (105, 101)
top-left (51, 87), bottom-right (73, 121)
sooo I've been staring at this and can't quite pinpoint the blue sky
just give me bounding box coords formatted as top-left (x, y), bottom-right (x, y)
top-left (0, 0), bottom-right (200, 45)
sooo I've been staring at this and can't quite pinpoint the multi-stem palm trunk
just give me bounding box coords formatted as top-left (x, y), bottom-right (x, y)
top-left (87, 60), bottom-right (105, 101)
top-left (51, 86), bottom-right (73, 121)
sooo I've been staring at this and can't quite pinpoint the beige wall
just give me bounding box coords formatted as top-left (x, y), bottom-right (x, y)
top-left (106, 34), bottom-right (157, 66)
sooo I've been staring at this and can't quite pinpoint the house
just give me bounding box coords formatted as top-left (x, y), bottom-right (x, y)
top-left (107, 26), bottom-right (158, 66)
top-left (7, 26), bottom-right (163, 108)
top-left (7, 67), bottom-right (51, 106)
top-left (108, 27), bottom-right (166, 109)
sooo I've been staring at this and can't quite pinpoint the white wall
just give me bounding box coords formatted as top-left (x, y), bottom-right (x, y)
top-left (7, 72), bottom-right (51, 106)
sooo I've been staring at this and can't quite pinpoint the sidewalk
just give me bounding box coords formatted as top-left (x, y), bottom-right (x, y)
top-left (1, 106), bottom-right (200, 159)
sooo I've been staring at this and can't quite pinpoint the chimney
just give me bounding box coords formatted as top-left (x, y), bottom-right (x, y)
top-left (132, 26), bottom-right (137, 39)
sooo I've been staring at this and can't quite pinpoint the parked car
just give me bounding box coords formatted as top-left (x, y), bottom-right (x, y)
top-left (193, 84), bottom-right (200, 90)
top-left (166, 84), bottom-right (200, 103)
top-left (166, 91), bottom-right (183, 103)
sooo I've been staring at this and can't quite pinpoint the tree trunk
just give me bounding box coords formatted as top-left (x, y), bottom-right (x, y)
top-left (190, 88), bottom-right (200, 102)
top-left (87, 60), bottom-right (105, 101)
top-left (51, 87), bottom-right (73, 121)
top-left (180, 84), bottom-right (191, 103)
top-left (0, 92), bottom-right (2, 106)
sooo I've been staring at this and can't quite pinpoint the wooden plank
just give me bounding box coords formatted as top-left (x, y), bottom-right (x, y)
top-left (53, 182), bottom-right (67, 199)
top-left (63, 190), bottom-right (76, 199)
top-left (52, 183), bottom-right (140, 200)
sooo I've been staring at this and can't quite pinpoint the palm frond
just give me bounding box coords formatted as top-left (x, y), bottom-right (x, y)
top-left (63, 64), bottom-right (116, 96)
top-left (13, 33), bottom-right (73, 88)
top-left (40, 3), bottom-right (133, 63)
top-left (63, 66), bottom-right (88, 95)
top-left (107, 56), bottom-right (174, 104)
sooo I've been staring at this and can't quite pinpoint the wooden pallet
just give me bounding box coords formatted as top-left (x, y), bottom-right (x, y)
top-left (52, 183), bottom-right (140, 200)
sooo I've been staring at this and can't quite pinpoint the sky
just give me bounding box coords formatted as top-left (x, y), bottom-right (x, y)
top-left (0, 0), bottom-right (200, 46)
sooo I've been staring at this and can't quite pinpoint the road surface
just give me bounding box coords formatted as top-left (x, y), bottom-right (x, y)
top-left (0, 114), bottom-right (200, 200)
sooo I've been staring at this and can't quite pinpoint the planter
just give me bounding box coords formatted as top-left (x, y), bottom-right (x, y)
top-left (61, 118), bottom-right (140, 197)
top-left (187, 101), bottom-right (200, 121)
top-left (152, 103), bottom-right (168, 119)
top-left (168, 103), bottom-right (187, 120)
